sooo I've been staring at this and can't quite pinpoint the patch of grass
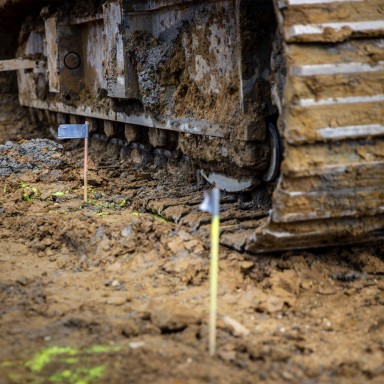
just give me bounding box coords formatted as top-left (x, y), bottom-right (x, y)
top-left (84, 195), bottom-right (129, 213)
top-left (44, 190), bottom-right (71, 202)
top-left (48, 365), bottom-right (105, 384)
top-left (84, 345), bottom-right (121, 354)
top-left (96, 212), bottom-right (109, 216)
top-left (52, 191), bottom-right (66, 197)
top-left (54, 210), bottom-right (69, 215)
top-left (119, 198), bottom-right (127, 207)
top-left (151, 213), bottom-right (168, 222)
top-left (26, 346), bottom-right (78, 373)
top-left (21, 186), bottom-right (39, 202)
top-left (22, 344), bottom-right (122, 383)
top-left (3, 344), bottom-right (128, 383)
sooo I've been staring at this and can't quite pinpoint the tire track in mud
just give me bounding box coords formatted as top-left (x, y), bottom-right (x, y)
top-left (82, 134), bottom-right (271, 251)
top-left (91, 161), bottom-right (269, 251)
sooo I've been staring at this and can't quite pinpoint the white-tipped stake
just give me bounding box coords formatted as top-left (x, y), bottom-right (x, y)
top-left (57, 122), bottom-right (89, 202)
top-left (199, 187), bottom-right (220, 356)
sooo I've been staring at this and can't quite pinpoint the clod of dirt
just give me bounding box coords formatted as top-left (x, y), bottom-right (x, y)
top-left (149, 302), bottom-right (200, 333)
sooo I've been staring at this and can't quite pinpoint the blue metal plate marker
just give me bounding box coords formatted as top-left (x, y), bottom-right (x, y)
top-left (57, 122), bottom-right (89, 202)
top-left (58, 124), bottom-right (89, 139)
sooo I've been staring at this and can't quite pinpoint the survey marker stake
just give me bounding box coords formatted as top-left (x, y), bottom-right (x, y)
top-left (199, 187), bottom-right (220, 356)
top-left (58, 122), bottom-right (89, 202)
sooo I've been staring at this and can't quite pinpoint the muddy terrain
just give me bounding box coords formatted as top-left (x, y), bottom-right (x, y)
top-left (0, 102), bottom-right (384, 384)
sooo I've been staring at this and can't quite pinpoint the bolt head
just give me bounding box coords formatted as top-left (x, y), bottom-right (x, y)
top-left (64, 52), bottom-right (81, 70)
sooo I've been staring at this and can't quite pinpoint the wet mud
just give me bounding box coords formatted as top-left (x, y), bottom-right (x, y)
top-left (1, 108), bottom-right (384, 384)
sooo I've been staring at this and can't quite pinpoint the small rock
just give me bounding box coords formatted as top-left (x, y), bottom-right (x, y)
top-left (218, 349), bottom-right (236, 362)
top-left (258, 296), bottom-right (284, 313)
top-left (300, 280), bottom-right (313, 290)
top-left (281, 370), bottom-right (294, 381)
top-left (322, 318), bottom-right (333, 331)
top-left (239, 261), bottom-right (254, 273)
top-left (120, 321), bottom-right (140, 337)
top-left (178, 230), bottom-right (193, 242)
top-left (184, 239), bottom-right (199, 251)
top-left (102, 240), bottom-right (111, 251)
top-left (317, 285), bottom-right (337, 295)
top-left (106, 296), bottom-right (127, 306)
top-left (16, 277), bottom-right (29, 286)
top-left (121, 226), bottom-right (132, 238)
top-left (167, 237), bottom-right (185, 254)
top-left (129, 341), bottom-right (145, 349)
top-left (222, 315), bottom-right (250, 337)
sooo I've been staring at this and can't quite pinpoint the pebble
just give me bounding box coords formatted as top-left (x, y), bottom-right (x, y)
top-left (121, 227), bottom-right (132, 238)
top-left (322, 318), bottom-right (333, 331)
top-left (129, 341), bottom-right (145, 349)
top-left (106, 296), bottom-right (127, 306)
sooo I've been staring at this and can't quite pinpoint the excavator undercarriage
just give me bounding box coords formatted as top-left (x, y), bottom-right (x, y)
top-left (0, 0), bottom-right (383, 252)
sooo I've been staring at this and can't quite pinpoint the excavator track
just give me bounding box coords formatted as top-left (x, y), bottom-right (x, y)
top-left (227, 0), bottom-right (384, 252)
top-left (87, 133), bottom-right (270, 229)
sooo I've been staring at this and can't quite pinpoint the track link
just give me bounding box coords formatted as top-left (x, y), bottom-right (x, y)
top-left (242, 0), bottom-right (384, 252)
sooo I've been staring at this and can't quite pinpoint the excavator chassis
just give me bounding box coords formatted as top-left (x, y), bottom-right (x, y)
top-left (0, 0), bottom-right (383, 252)
top-left (4, 0), bottom-right (279, 187)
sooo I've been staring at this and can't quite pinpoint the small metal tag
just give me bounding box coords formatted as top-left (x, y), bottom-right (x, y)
top-left (58, 124), bottom-right (88, 139)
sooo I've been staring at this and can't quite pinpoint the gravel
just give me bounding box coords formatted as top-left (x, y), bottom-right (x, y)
top-left (0, 139), bottom-right (64, 177)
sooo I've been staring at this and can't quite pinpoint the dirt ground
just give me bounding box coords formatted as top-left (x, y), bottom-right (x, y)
top-left (1, 104), bottom-right (384, 384)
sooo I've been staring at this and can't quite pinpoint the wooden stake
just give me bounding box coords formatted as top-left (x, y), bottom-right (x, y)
top-left (209, 213), bottom-right (220, 356)
top-left (84, 122), bottom-right (89, 202)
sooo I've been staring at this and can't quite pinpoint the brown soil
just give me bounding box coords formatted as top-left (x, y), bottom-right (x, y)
top-left (1, 111), bottom-right (384, 384)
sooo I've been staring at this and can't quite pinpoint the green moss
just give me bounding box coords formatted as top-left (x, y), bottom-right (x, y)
top-left (3, 344), bottom-right (123, 383)
top-left (25, 346), bottom-right (79, 373)
top-left (48, 366), bottom-right (105, 384)
top-left (83, 345), bottom-right (121, 354)
top-left (151, 213), bottom-right (168, 222)
top-left (20, 185), bottom-right (40, 202)
top-left (25, 344), bottom-right (122, 373)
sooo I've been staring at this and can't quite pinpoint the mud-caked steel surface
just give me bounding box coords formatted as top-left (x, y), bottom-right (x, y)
top-left (245, 0), bottom-right (384, 252)
top-left (8, 0), bottom-right (278, 182)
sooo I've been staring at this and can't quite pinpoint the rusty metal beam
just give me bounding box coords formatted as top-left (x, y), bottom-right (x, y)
top-left (0, 58), bottom-right (39, 72)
